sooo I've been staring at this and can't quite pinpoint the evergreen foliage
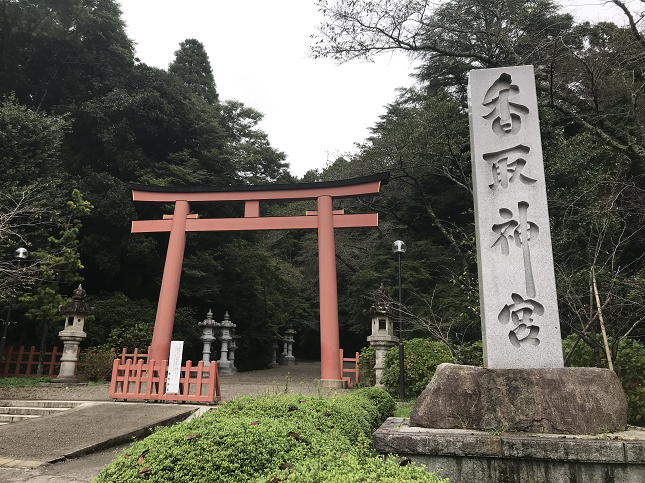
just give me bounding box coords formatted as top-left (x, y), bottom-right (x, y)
top-left (93, 389), bottom-right (446, 483)
top-left (169, 39), bottom-right (219, 105)
top-left (2, 0), bottom-right (645, 382)
top-left (382, 339), bottom-right (454, 397)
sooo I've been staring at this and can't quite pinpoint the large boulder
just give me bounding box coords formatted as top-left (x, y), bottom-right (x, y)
top-left (409, 363), bottom-right (627, 434)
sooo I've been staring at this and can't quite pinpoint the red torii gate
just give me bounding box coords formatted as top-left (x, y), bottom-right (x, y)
top-left (130, 172), bottom-right (389, 387)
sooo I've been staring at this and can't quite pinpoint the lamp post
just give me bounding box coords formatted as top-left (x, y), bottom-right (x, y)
top-left (0, 247), bottom-right (29, 366)
top-left (392, 240), bottom-right (406, 400)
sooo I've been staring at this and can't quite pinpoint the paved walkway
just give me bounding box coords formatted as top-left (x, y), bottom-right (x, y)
top-left (0, 361), bottom-right (350, 481)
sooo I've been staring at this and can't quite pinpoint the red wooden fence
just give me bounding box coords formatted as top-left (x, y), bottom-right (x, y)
top-left (117, 347), bottom-right (149, 364)
top-left (0, 346), bottom-right (81, 378)
top-left (340, 349), bottom-right (360, 387)
top-left (0, 346), bottom-right (147, 378)
top-left (109, 358), bottom-right (221, 404)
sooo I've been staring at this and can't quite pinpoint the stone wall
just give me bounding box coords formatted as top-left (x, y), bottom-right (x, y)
top-left (373, 418), bottom-right (645, 483)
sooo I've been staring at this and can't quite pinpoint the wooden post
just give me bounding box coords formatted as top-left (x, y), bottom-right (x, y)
top-left (592, 267), bottom-right (614, 371)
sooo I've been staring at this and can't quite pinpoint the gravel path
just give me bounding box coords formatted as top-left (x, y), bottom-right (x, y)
top-left (0, 360), bottom-right (351, 402)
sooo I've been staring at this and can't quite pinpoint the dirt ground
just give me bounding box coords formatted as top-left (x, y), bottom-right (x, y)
top-left (0, 360), bottom-right (351, 402)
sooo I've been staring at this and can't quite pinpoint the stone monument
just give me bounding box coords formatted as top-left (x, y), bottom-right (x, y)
top-left (469, 65), bottom-right (563, 369)
top-left (198, 309), bottom-right (218, 366)
top-left (217, 311), bottom-right (235, 375)
top-left (57, 285), bottom-right (93, 384)
top-left (365, 284), bottom-right (398, 389)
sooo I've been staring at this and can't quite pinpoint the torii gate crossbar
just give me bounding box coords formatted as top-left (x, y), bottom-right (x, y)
top-left (130, 172), bottom-right (389, 387)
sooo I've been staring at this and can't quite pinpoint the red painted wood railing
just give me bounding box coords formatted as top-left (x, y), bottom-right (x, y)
top-left (340, 349), bottom-right (360, 387)
top-left (0, 346), bottom-right (82, 377)
top-left (109, 358), bottom-right (221, 403)
top-left (117, 347), bottom-right (149, 364)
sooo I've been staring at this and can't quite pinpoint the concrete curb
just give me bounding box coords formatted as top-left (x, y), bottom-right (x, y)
top-left (47, 407), bottom-right (196, 463)
top-left (0, 403), bottom-right (206, 468)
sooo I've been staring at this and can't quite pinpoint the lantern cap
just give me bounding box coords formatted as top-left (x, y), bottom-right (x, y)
top-left (59, 285), bottom-right (93, 315)
top-left (392, 240), bottom-right (406, 254)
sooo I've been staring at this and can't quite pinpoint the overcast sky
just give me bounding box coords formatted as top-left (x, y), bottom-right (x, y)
top-left (118, 0), bottom-right (638, 178)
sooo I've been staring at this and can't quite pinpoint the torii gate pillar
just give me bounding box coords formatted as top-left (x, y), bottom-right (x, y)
top-left (317, 195), bottom-right (342, 385)
top-left (148, 200), bottom-right (189, 365)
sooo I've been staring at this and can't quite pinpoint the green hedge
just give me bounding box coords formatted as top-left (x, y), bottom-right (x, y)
top-left (382, 339), bottom-right (454, 397)
top-left (358, 345), bottom-right (376, 386)
top-left (93, 388), bottom-right (445, 482)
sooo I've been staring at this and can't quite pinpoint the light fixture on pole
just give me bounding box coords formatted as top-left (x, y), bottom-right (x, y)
top-left (392, 240), bottom-right (406, 400)
top-left (0, 247), bottom-right (29, 366)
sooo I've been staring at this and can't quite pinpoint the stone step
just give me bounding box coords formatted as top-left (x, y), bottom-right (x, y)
top-left (0, 400), bottom-right (85, 423)
top-left (0, 407), bottom-right (70, 416)
top-left (0, 414), bottom-right (41, 423)
top-left (0, 400), bottom-right (84, 409)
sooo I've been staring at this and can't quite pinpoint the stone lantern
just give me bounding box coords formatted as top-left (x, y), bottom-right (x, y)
top-left (282, 324), bottom-right (296, 366)
top-left (280, 332), bottom-right (288, 364)
top-left (217, 311), bottom-right (235, 376)
top-left (198, 309), bottom-right (219, 366)
top-left (365, 284), bottom-right (398, 389)
top-left (228, 332), bottom-right (239, 374)
top-left (270, 334), bottom-right (281, 368)
top-left (57, 285), bottom-right (93, 384)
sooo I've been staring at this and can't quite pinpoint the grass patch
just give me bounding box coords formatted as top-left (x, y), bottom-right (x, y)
top-left (86, 379), bottom-right (108, 386)
top-left (0, 376), bottom-right (52, 387)
top-left (394, 399), bottom-right (416, 418)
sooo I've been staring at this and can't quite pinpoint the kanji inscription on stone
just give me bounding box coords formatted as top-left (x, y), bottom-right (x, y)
top-left (468, 65), bottom-right (564, 369)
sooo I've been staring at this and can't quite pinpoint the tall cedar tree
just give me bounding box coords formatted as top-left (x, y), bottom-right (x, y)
top-left (169, 39), bottom-right (219, 105)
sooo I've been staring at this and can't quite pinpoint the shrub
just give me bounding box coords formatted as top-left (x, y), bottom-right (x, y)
top-left (93, 388), bottom-right (439, 483)
top-left (357, 345), bottom-right (376, 387)
top-left (277, 436), bottom-right (448, 482)
top-left (563, 334), bottom-right (645, 426)
top-left (455, 340), bottom-right (483, 366)
top-left (382, 339), bottom-right (454, 397)
top-left (76, 347), bottom-right (117, 382)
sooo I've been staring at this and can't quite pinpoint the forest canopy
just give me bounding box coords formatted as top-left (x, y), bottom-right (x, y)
top-left (1, 0), bottom-right (644, 372)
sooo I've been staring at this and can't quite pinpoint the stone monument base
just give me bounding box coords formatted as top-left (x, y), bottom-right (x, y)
top-left (411, 364), bottom-right (627, 435)
top-left (373, 418), bottom-right (645, 483)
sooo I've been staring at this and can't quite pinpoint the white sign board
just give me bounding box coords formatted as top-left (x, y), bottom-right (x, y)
top-left (468, 65), bottom-right (563, 369)
top-left (165, 340), bottom-right (184, 394)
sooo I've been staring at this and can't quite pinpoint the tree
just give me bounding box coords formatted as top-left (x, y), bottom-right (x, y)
top-left (169, 39), bottom-right (219, 105)
top-left (221, 100), bottom-right (290, 184)
top-left (0, 0), bottom-right (134, 112)
top-left (19, 188), bottom-right (92, 375)
top-left (0, 95), bottom-right (71, 300)
top-left (311, 0), bottom-right (645, 361)
top-left (0, 95), bottom-right (67, 188)
top-left (312, 0), bottom-right (645, 172)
